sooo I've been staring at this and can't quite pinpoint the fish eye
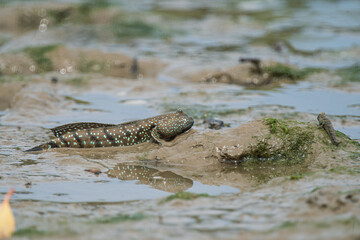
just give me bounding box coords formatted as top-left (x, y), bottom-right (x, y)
top-left (177, 108), bottom-right (183, 114)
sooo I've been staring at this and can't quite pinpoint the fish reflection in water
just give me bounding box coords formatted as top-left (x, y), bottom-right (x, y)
top-left (107, 163), bottom-right (193, 193)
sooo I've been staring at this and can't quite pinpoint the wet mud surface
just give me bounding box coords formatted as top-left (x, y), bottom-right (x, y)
top-left (1, 0), bottom-right (360, 239)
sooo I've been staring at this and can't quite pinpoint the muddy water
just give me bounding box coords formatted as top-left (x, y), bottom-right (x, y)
top-left (1, 0), bottom-right (360, 239)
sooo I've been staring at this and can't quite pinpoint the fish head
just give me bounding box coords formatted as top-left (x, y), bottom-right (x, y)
top-left (157, 109), bottom-right (194, 140)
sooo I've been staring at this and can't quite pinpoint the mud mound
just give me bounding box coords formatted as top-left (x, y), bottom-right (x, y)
top-left (0, 46), bottom-right (167, 78)
top-left (53, 119), bottom-right (359, 188)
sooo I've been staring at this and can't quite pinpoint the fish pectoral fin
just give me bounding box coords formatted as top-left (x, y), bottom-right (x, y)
top-left (51, 122), bottom-right (117, 137)
top-left (150, 127), bottom-right (163, 146)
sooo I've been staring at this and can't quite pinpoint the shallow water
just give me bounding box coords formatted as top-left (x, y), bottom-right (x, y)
top-left (0, 0), bottom-right (360, 239)
top-left (0, 179), bottom-right (238, 203)
top-left (49, 92), bottom-right (155, 125)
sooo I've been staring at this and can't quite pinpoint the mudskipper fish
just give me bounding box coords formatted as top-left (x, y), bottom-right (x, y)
top-left (26, 109), bottom-right (194, 151)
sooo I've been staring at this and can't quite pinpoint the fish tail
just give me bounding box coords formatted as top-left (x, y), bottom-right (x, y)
top-left (25, 141), bottom-right (58, 152)
top-left (24, 144), bottom-right (47, 152)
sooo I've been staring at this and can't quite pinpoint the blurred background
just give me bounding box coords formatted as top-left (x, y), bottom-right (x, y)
top-left (0, 0), bottom-right (359, 136)
top-left (0, 0), bottom-right (360, 138)
top-left (0, 0), bottom-right (359, 239)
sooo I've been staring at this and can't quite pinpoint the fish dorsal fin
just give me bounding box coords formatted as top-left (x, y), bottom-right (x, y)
top-left (51, 122), bottom-right (118, 137)
top-left (118, 120), bottom-right (140, 126)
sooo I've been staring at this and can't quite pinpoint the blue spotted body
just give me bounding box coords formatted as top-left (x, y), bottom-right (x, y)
top-left (25, 109), bottom-right (194, 152)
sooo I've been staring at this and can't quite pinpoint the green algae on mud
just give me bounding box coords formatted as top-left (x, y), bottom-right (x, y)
top-left (111, 15), bottom-right (175, 40)
top-left (256, 118), bottom-right (358, 164)
top-left (23, 45), bottom-right (59, 73)
top-left (0, 75), bottom-right (27, 83)
top-left (12, 159), bottom-right (38, 166)
top-left (161, 103), bottom-right (245, 120)
top-left (163, 192), bottom-right (210, 202)
top-left (94, 213), bottom-right (147, 224)
top-left (78, 58), bottom-right (107, 73)
top-left (336, 65), bottom-right (360, 83)
top-left (47, 0), bottom-right (110, 25)
top-left (267, 216), bottom-right (360, 234)
top-left (64, 77), bottom-right (88, 86)
top-left (14, 226), bottom-right (77, 238)
top-left (288, 172), bottom-right (305, 180)
top-left (80, 0), bottom-right (110, 9)
top-left (249, 27), bottom-right (318, 56)
top-left (153, 8), bottom-right (211, 20)
top-left (64, 96), bottom-right (91, 105)
top-left (153, 6), bottom-right (282, 23)
top-left (328, 166), bottom-right (360, 176)
top-left (246, 118), bottom-right (315, 164)
top-left (262, 64), bottom-right (322, 81)
top-left (13, 227), bottom-right (47, 237)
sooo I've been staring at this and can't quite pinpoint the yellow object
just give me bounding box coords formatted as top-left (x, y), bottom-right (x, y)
top-left (0, 189), bottom-right (15, 239)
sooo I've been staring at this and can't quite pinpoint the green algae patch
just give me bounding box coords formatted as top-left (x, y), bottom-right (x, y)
top-left (250, 27), bottom-right (318, 56)
top-left (268, 217), bottom-right (360, 234)
top-left (277, 221), bottom-right (298, 229)
top-left (163, 192), bottom-right (210, 202)
top-left (111, 16), bottom-right (173, 40)
top-left (247, 118), bottom-right (315, 164)
top-left (78, 59), bottom-right (106, 73)
top-left (205, 44), bottom-right (243, 52)
top-left (288, 172), bottom-right (305, 180)
top-left (328, 166), bottom-right (360, 176)
top-left (13, 159), bottom-right (38, 166)
top-left (337, 216), bottom-right (360, 226)
top-left (0, 75), bottom-right (27, 83)
top-left (263, 64), bottom-right (320, 81)
top-left (161, 103), bottom-right (245, 120)
top-left (64, 77), bottom-right (88, 86)
top-left (23, 45), bottom-right (59, 73)
top-left (336, 65), bottom-right (360, 83)
top-left (154, 8), bottom-right (210, 20)
top-left (94, 213), bottom-right (147, 224)
top-left (65, 96), bottom-right (91, 105)
top-left (14, 226), bottom-right (77, 238)
top-left (349, 151), bottom-right (360, 162)
top-left (80, 0), bottom-right (110, 9)
top-left (14, 227), bottom-right (47, 237)
top-left (77, 0), bottom-right (110, 23)
top-left (47, 8), bottom-right (73, 24)
top-left (0, 37), bottom-right (8, 48)
top-left (265, 118), bottom-right (289, 134)
top-left (153, 6), bottom-right (280, 23)
top-left (48, 1), bottom-right (110, 24)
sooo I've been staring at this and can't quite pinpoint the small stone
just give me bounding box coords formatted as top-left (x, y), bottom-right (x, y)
top-left (51, 77), bottom-right (59, 84)
top-left (203, 118), bottom-right (224, 130)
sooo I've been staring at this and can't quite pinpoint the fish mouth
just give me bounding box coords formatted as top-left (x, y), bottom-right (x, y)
top-left (181, 117), bottom-right (194, 133)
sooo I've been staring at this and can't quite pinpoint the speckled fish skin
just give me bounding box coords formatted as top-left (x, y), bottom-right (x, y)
top-left (25, 109), bottom-right (194, 152)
